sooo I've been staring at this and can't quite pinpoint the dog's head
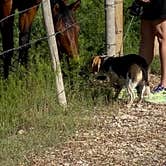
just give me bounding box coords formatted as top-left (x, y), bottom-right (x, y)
top-left (91, 55), bottom-right (105, 74)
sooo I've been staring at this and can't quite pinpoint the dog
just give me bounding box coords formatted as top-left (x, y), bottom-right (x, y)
top-left (91, 54), bottom-right (150, 105)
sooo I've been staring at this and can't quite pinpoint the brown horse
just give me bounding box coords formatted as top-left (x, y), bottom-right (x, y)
top-left (51, 0), bottom-right (80, 61)
top-left (0, 0), bottom-right (80, 78)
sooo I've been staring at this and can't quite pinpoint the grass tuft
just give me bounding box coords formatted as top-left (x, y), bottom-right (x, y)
top-left (0, 60), bottom-right (116, 165)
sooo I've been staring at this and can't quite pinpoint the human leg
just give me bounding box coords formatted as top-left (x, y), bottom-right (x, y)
top-left (144, 19), bottom-right (166, 104)
top-left (154, 19), bottom-right (166, 87)
top-left (139, 19), bottom-right (155, 65)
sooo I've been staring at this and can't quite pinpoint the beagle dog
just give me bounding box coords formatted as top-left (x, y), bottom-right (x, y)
top-left (92, 54), bottom-right (150, 105)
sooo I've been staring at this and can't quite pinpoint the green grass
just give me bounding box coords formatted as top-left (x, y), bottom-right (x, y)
top-left (0, 52), bottom-right (161, 165)
top-left (0, 105), bottom-right (93, 165)
top-left (0, 58), bottom-right (116, 165)
top-left (0, 3), bottom-right (161, 164)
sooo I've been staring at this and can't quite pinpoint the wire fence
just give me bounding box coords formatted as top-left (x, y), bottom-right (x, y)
top-left (0, 0), bottom-right (79, 57)
top-left (0, 3), bottom-right (41, 24)
top-left (0, 23), bottom-right (78, 57)
top-left (0, 0), bottom-right (127, 105)
top-left (0, 0), bottom-right (123, 60)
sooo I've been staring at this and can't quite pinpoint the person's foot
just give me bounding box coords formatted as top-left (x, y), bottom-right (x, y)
top-left (152, 84), bottom-right (166, 93)
top-left (145, 84), bottom-right (166, 104)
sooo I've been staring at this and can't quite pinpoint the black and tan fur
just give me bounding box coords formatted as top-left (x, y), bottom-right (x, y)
top-left (92, 54), bottom-right (150, 105)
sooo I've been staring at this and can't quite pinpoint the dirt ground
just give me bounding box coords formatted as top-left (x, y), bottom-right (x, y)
top-left (26, 74), bottom-right (166, 166)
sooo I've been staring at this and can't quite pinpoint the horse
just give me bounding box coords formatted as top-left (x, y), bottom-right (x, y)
top-left (51, 0), bottom-right (80, 73)
top-left (0, 0), bottom-right (80, 78)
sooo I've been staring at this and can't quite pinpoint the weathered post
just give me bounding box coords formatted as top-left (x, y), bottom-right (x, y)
top-left (42, 0), bottom-right (67, 106)
top-left (115, 0), bottom-right (123, 55)
top-left (105, 0), bottom-right (116, 56)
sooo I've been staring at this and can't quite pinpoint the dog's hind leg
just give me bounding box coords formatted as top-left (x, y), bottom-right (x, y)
top-left (137, 84), bottom-right (146, 103)
top-left (137, 83), bottom-right (150, 103)
top-left (126, 79), bottom-right (136, 106)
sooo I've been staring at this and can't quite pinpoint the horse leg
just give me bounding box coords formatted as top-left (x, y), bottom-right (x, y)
top-left (18, 6), bottom-right (38, 68)
top-left (0, 0), bottom-right (14, 78)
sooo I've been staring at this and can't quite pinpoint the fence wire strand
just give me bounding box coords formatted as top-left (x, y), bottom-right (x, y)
top-left (0, 22), bottom-right (78, 57)
top-left (0, 0), bottom-right (79, 57)
top-left (0, 3), bottom-right (42, 24)
top-left (0, 1), bottom-right (123, 57)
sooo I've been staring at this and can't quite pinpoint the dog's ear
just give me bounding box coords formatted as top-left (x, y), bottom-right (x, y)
top-left (91, 55), bottom-right (102, 74)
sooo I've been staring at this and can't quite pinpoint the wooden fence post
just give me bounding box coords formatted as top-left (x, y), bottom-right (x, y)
top-left (105, 0), bottom-right (116, 56)
top-left (42, 0), bottom-right (67, 106)
top-left (115, 0), bottom-right (123, 55)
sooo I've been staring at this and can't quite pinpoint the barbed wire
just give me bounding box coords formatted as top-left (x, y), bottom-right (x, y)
top-left (0, 3), bottom-right (42, 24)
top-left (0, 0), bottom-right (80, 57)
top-left (0, 0), bottom-right (123, 24)
top-left (0, 22), bottom-right (78, 57)
top-left (0, 0), bottom-right (123, 57)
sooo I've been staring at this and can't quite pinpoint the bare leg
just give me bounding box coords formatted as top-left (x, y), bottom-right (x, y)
top-left (154, 19), bottom-right (166, 87)
top-left (139, 20), bottom-right (155, 65)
